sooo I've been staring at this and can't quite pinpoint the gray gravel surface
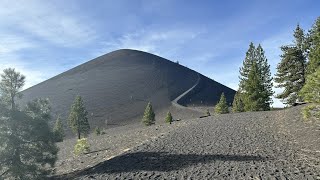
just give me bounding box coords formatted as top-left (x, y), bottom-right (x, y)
top-left (57, 106), bottom-right (320, 180)
top-left (53, 105), bottom-right (204, 175)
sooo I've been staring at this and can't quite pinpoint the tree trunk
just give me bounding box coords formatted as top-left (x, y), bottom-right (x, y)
top-left (11, 95), bottom-right (15, 110)
top-left (77, 115), bottom-right (81, 139)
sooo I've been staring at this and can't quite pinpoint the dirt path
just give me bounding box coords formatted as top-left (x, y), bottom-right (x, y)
top-left (171, 73), bottom-right (204, 114)
top-left (58, 107), bottom-right (320, 179)
top-left (172, 73), bottom-right (200, 108)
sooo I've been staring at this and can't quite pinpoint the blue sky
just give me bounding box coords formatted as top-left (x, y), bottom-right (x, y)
top-left (0, 0), bottom-right (319, 107)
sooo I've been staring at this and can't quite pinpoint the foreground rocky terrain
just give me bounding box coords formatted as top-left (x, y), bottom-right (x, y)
top-left (55, 105), bottom-right (320, 179)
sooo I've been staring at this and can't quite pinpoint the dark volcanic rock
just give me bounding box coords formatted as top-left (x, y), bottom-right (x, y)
top-left (19, 49), bottom-right (235, 136)
top-left (58, 106), bottom-right (320, 179)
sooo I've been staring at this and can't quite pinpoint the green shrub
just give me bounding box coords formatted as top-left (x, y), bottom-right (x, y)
top-left (232, 90), bottom-right (245, 112)
top-left (165, 111), bottom-right (173, 124)
top-left (300, 67), bottom-right (320, 120)
top-left (215, 93), bottom-right (229, 114)
top-left (74, 138), bottom-right (90, 156)
top-left (94, 127), bottom-right (101, 135)
top-left (142, 102), bottom-right (155, 126)
top-left (53, 115), bottom-right (65, 142)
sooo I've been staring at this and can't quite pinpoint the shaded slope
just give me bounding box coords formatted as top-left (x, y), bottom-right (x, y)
top-left (178, 74), bottom-right (235, 106)
top-left (20, 49), bottom-right (235, 135)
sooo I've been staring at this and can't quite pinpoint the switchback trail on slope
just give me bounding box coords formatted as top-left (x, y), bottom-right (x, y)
top-left (171, 73), bottom-right (201, 111)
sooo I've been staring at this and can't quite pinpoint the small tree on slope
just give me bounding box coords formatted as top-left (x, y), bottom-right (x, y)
top-left (215, 93), bottom-right (229, 114)
top-left (68, 95), bottom-right (90, 139)
top-left (300, 67), bottom-right (320, 120)
top-left (142, 102), bottom-right (155, 126)
top-left (165, 111), bottom-right (173, 124)
top-left (53, 115), bottom-right (65, 142)
top-left (232, 90), bottom-right (245, 113)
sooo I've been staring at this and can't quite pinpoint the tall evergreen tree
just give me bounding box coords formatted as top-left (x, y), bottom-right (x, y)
top-left (275, 25), bottom-right (307, 105)
top-left (239, 42), bottom-right (256, 90)
top-left (142, 102), bottom-right (155, 126)
top-left (244, 62), bottom-right (266, 111)
top-left (232, 90), bottom-right (245, 112)
top-left (256, 44), bottom-right (274, 108)
top-left (239, 43), bottom-right (273, 110)
top-left (0, 68), bottom-right (25, 110)
top-left (0, 69), bottom-right (58, 179)
top-left (299, 67), bottom-right (320, 120)
top-left (53, 115), bottom-right (65, 142)
top-left (306, 17), bottom-right (320, 75)
top-left (68, 96), bottom-right (90, 139)
top-left (215, 93), bottom-right (229, 114)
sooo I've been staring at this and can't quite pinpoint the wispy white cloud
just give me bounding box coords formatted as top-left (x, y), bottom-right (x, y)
top-left (0, 0), bottom-right (97, 47)
top-left (0, 34), bottom-right (36, 54)
top-left (94, 28), bottom-right (204, 58)
top-left (0, 1), bottom-right (98, 89)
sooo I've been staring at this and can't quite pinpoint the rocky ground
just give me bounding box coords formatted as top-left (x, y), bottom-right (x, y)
top-left (54, 105), bottom-right (320, 180)
top-left (53, 105), bottom-right (205, 176)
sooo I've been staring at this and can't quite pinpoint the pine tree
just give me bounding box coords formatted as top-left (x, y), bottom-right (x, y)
top-left (275, 25), bottom-right (307, 105)
top-left (232, 90), bottom-right (245, 112)
top-left (165, 111), bottom-right (173, 124)
top-left (68, 96), bottom-right (90, 139)
top-left (142, 102), bottom-right (155, 126)
top-left (239, 42), bottom-right (256, 90)
top-left (306, 17), bottom-right (320, 75)
top-left (244, 62), bottom-right (266, 111)
top-left (275, 46), bottom-right (306, 104)
top-left (299, 67), bottom-right (320, 120)
top-left (239, 43), bottom-right (273, 110)
top-left (215, 93), bottom-right (229, 114)
top-left (53, 115), bottom-right (65, 142)
top-left (256, 44), bottom-right (274, 109)
top-left (0, 97), bottom-right (58, 179)
top-left (0, 68), bottom-right (25, 110)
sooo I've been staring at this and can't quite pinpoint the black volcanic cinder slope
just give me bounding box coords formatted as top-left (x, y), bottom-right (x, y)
top-left (20, 49), bottom-right (235, 135)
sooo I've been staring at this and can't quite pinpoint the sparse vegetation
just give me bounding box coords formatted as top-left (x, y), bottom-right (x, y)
top-left (300, 67), bottom-right (320, 120)
top-left (165, 111), bottom-right (173, 124)
top-left (53, 115), bottom-right (65, 142)
top-left (215, 93), bottom-right (229, 114)
top-left (68, 95), bottom-right (90, 139)
top-left (142, 102), bottom-right (155, 126)
top-left (74, 138), bottom-right (90, 156)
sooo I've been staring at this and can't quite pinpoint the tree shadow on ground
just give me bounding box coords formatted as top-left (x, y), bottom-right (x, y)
top-left (57, 151), bottom-right (268, 179)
